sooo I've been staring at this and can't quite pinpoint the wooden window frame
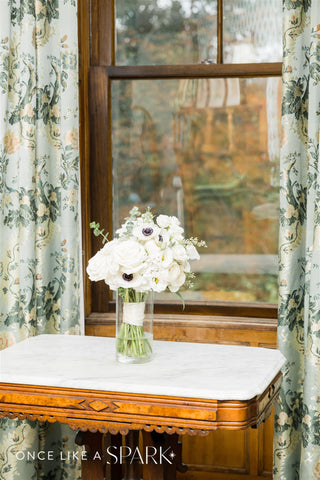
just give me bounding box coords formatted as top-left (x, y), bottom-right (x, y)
top-left (78, 0), bottom-right (280, 327)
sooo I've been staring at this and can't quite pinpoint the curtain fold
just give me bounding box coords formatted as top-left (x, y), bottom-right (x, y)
top-left (274, 1), bottom-right (320, 478)
top-left (0, 0), bottom-right (82, 478)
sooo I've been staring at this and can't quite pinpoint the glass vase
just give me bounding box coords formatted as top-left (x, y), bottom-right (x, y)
top-left (116, 290), bottom-right (153, 364)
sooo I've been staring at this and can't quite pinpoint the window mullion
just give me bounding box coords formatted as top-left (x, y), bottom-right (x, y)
top-left (217, 0), bottom-right (223, 64)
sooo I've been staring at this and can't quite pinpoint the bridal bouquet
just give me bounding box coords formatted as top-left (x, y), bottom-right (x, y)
top-left (87, 206), bottom-right (205, 362)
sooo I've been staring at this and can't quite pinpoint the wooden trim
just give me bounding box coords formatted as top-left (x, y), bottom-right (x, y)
top-left (154, 301), bottom-right (278, 318)
top-left (86, 313), bottom-right (278, 330)
top-left (217, 0), bottom-right (223, 64)
top-left (88, 67), bottom-right (113, 312)
top-left (93, 300), bottom-right (278, 319)
top-left (91, 0), bottom-right (115, 66)
top-left (85, 313), bottom-right (278, 348)
top-left (0, 373), bottom-right (281, 435)
top-left (78, 0), bottom-right (92, 317)
top-left (106, 63), bottom-right (282, 79)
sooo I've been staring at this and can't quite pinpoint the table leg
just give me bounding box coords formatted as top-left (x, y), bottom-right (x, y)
top-left (104, 432), bottom-right (123, 480)
top-left (142, 431), bottom-right (163, 480)
top-left (163, 433), bottom-right (187, 480)
top-left (142, 432), bottom-right (188, 480)
top-left (123, 430), bottom-right (142, 480)
top-left (75, 431), bottom-right (104, 480)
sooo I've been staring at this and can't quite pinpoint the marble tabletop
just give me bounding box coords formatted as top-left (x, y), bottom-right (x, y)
top-left (0, 334), bottom-right (285, 401)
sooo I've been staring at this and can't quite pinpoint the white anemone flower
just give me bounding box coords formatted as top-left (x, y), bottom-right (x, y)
top-left (107, 270), bottom-right (149, 292)
top-left (132, 222), bottom-right (160, 242)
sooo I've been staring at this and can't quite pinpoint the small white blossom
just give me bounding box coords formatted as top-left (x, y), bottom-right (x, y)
top-left (156, 214), bottom-right (171, 228)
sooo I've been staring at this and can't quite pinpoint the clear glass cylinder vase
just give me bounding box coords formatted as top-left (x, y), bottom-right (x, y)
top-left (116, 290), bottom-right (153, 364)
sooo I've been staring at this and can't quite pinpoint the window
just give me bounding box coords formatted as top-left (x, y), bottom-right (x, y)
top-left (80, 0), bottom-right (282, 317)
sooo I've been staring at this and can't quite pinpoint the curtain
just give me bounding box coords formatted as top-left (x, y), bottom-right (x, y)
top-left (274, 1), bottom-right (320, 479)
top-left (0, 0), bottom-right (82, 478)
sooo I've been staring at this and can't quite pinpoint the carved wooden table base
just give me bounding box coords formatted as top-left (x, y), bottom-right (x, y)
top-left (0, 373), bottom-right (282, 480)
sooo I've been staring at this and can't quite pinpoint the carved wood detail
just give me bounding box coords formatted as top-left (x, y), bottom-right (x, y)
top-left (0, 373), bottom-right (281, 436)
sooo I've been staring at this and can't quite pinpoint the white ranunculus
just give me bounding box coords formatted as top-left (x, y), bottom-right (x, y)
top-left (114, 239), bottom-right (147, 273)
top-left (156, 214), bottom-right (171, 228)
top-left (186, 243), bottom-right (200, 260)
top-left (172, 243), bottom-right (188, 262)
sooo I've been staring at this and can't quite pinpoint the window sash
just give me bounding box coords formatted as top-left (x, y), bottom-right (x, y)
top-left (79, 0), bottom-right (281, 319)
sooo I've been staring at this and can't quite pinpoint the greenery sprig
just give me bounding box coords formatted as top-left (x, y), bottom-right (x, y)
top-left (89, 221), bottom-right (109, 244)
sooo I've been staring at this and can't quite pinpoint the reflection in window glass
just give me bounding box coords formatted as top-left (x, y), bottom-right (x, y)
top-left (112, 78), bottom-right (281, 302)
top-left (223, 0), bottom-right (282, 63)
top-left (116, 0), bottom-right (217, 65)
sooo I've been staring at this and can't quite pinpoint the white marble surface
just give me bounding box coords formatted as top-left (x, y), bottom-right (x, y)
top-left (0, 335), bottom-right (285, 401)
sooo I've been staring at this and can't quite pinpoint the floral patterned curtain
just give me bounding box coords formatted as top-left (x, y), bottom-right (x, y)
top-left (274, 1), bottom-right (320, 478)
top-left (0, 0), bottom-right (82, 478)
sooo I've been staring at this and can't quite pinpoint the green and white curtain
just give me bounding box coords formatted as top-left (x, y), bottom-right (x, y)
top-left (0, 0), bottom-right (82, 478)
top-left (274, 1), bottom-right (320, 479)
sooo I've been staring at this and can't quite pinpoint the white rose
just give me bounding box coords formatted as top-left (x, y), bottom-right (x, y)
top-left (87, 249), bottom-right (115, 282)
top-left (168, 274), bottom-right (186, 292)
top-left (186, 243), bottom-right (200, 260)
top-left (114, 239), bottom-right (147, 273)
top-left (159, 261), bottom-right (182, 286)
top-left (100, 240), bottom-right (121, 274)
top-left (161, 262), bottom-right (186, 292)
top-left (172, 244), bottom-right (188, 262)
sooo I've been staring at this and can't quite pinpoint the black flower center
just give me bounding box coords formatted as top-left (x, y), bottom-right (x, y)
top-left (142, 227), bottom-right (153, 236)
top-left (158, 235), bottom-right (163, 242)
top-left (122, 273), bottom-right (133, 282)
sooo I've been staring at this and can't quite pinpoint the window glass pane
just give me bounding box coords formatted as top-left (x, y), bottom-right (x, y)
top-left (223, 0), bottom-right (282, 63)
top-left (115, 0), bottom-right (217, 65)
top-left (112, 77), bottom-right (281, 303)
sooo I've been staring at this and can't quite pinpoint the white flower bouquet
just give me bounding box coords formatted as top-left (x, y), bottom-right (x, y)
top-left (87, 206), bottom-right (205, 362)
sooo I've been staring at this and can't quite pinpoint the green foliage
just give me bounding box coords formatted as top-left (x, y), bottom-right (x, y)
top-left (89, 221), bottom-right (109, 244)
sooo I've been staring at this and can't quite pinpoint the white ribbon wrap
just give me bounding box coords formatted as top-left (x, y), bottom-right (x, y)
top-left (123, 302), bottom-right (145, 327)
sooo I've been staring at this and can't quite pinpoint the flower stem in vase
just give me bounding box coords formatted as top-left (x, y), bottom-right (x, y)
top-left (116, 290), bottom-right (153, 363)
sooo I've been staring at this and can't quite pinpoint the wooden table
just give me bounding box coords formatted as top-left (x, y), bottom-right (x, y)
top-left (0, 335), bottom-right (285, 479)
